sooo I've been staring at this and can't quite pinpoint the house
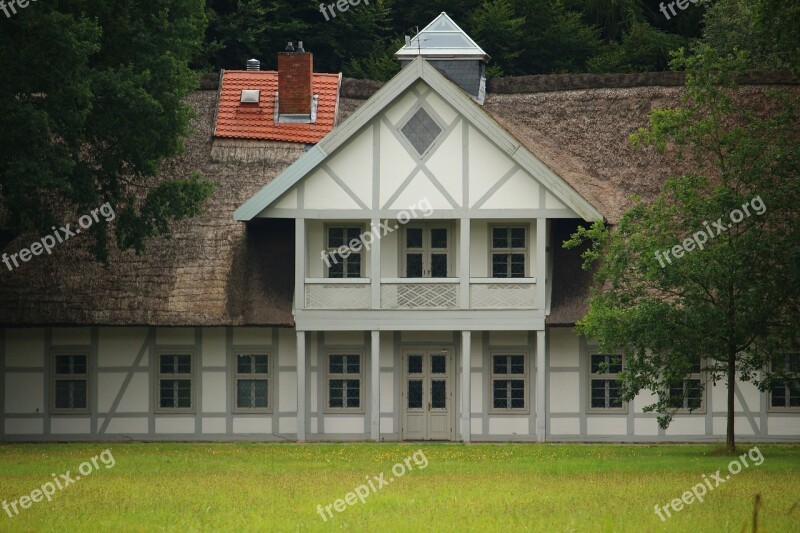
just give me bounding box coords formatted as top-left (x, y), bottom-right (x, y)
top-left (0, 13), bottom-right (797, 442)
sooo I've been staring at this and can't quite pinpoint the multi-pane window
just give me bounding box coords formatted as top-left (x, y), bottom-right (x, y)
top-left (52, 354), bottom-right (89, 412)
top-left (326, 227), bottom-right (362, 278)
top-left (491, 227), bottom-right (526, 278)
top-left (667, 360), bottom-right (705, 411)
top-left (491, 354), bottom-right (527, 412)
top-left (404, 226), bottom-right (449, 278)
top-left (327, 354), bottom-right (363, 411)
top-left (235, 353), bottom-right (270, 412)
top-left (158, 354), bottom-right (193, 411)
top-left (771, 353), bottom-right (800, 410)
top-left (400, 107), bottom-right (442, 156)
top-left (589, 354), bottom-right (625, 411)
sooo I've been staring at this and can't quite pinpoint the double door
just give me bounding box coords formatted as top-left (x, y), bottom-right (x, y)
top-left (401, 349), bottom-right (454, 440)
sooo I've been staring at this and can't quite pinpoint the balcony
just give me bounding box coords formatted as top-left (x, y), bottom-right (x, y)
top-left (304, 278), bottom-right (537, 310)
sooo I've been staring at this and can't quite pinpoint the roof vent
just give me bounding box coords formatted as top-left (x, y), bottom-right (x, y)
top-left (240, 90), bottom-right (260, 104)
top-left (246, 58), bottom-right (260, 71)
top-left (285, 41), bottom-right (295, 52)
top-left (296, 41), bottom-right (305, 53)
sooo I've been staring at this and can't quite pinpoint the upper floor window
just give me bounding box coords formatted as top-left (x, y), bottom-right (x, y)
top-left (491, 226), bottom-right (526, 278)
top-left (667, 360), bottom-right (705, 412)
top-left (771, 353), bottom-right (800, 411)
top-left (326, 226), bottom-right (363, 278)
top-left (588, 353), bottom-right (625, 412)
top-left (404, 224), bottom-right (450, 278)
top-left (52, 353), bottom-right (89, 413)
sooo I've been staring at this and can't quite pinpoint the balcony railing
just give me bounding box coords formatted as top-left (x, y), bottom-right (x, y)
top-left (304, 278), bottom-right (537, 310)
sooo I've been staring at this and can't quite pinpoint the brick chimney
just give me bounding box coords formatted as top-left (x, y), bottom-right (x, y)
top-left (278, 42), bottom-right (313, 115)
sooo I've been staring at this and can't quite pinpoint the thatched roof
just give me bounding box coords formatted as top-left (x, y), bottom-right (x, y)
top-left (0, 73), bottom-right (795, 327)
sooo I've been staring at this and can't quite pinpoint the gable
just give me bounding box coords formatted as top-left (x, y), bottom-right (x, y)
top-left (236, 58), bottom-right (602, 222)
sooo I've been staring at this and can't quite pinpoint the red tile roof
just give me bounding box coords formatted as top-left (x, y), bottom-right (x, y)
top-left (214, 70), bottom-right (341, 144)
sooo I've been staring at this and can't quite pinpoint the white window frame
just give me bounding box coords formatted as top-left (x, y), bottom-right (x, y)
top-left (324, 352), bottom-right (365, 414)
top-left (156, 352), bottom-right (195, 414)
top-left (666, 360), bottom-right (707, 413)
top-left (401, 222), bottom-right (452, 278)
top-left (324, 224), bottom-right (364, 279)
top-left (233, 352), bottom-right (272, 414)
top-left (489, 225), bottom-right (529, 278)
top-left (51, 351), bottom-right (90, 414)
top-left (587, 352), bottom-right (628, 413)
top-left (768, 353), bottom-right (800, 413)
top-left (489, 352), bottom-right (529, 414)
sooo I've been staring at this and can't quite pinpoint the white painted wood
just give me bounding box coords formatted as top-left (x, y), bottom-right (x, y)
top-left (233, 417), bottom-right (271, 434)
top-left (202, 328), bottom-right (226, 367)
top-left (295, 220), bottom-right (305, 311)
top-left (5, 373), bottom-right (43, 413)
top-left (326, 126), bottom-right (373, 206)
top-left (303, 168), bottom-right (361, 210)
top-left (155, 327), bottom-right (194, 345)
top-left (202, 418), bottom-right (227, 434)
top-left (233, 327), bottom-right (271, 346)
top-left (371, 331), bottom-right (380, 441)
top-left (103, 417), bottom-right (148, 434)
top-left (52, 328), bottom-right (91, 346)
top-left (296, 331), bottom-right (306, 441)
top-left (202, 372), bottom-right (226, 413)
top-left (489, 417), bottom-right (529, 435)
top-left (587, 417), bottom-right (627, 435)
top-left (468, 125), bottom-right (516, 207)
top-left (156, 417), bottom-right (195, 434)
top-left (481, 168), bottom-right (541, 210)
top-left (461, 331), bottom-right (471, 442)
top-left (51, 418), bottom-right (90, 434)
top-left (272, 188), bottom-right (297, 210)
top-left (550, 418), bottom-right (580, 435)
top-left (536, 330), bottom-right (546, 442)
top-left (98, 327), bottom-right (148, 367)
top-left (5, 419), bottom-right (44, 435)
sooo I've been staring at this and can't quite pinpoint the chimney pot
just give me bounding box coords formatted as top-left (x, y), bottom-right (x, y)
top-left (297, 41), bottom-right (305, 53)
top-left (285, 41), bottom-right (295, 52)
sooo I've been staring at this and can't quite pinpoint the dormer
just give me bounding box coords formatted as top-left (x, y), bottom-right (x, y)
top-left (396, 12), bottom-right (490, 104)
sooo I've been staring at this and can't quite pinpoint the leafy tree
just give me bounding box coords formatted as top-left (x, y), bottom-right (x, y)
top-left (466, 0), bottom-right (525, 77)
top-left (565, 46), bottom-right (800, 451)
top-left (703, 0), bottom-right (800, 74)
top-left (587, 21), bottom-right (688, 72)
top-left (0, 0), bottom-right (214, 260)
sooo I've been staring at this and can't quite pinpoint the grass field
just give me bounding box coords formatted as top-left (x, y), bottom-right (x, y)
top-left (0, 443), bottom-right (798, 532)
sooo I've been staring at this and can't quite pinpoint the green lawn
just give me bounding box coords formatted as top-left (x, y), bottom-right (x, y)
top-left (0, 443), bottom-right (799, 532)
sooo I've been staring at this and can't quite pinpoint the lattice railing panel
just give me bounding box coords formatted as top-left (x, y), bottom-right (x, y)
top-left (381, 283), bottom-right (458, 309)
top-left (470, 283), bottom-right (536, 309)
top-left (305, 284), bottom-right (370, 309)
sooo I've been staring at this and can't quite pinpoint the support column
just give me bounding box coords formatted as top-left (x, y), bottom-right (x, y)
top-left (296, 331), bottom-right (306, 442)
top-left (461, 331), bottom-right (472, 443)
top-left (371, 218), bottom-right (381, 309)
top-left (459, 218), bottom-right (470, 308)
top-left (536, 329), bottom-right (546, 442)
top-left (536, 218), bottom-right (546, 310)
top-left (295, 218), bottom-right (305, 311)
top-left (370, 331), bottom-right (380, 441)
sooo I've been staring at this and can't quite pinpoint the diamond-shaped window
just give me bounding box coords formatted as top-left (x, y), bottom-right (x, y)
top-left (401, 107), bottom-right (442, 155)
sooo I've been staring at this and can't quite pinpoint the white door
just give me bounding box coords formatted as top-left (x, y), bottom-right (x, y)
top-left (402, 349), bottom-right (454, 440)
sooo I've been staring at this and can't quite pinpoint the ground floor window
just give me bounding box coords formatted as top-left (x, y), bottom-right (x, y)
top-left (667, 360), bottom-right (705, 412)
top-left (326, 353), bottom-right (363, 412)
top-left (234, 353), bottom-right (271, 413)
top-left (589, 353), bottom-right (625, 412)
top-left (491, 353), bottom-right (527, 412)
top-left (158, 353), bottom-right (193, 412)
top-left (771, 353), bottom-right (800, 410)
top-left (52, 353), bottom-right (89, 413)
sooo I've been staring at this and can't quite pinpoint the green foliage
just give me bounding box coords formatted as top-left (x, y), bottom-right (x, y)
top-left (565, 46), bottom-right (800, 448)
top-left (0, 0), bottom-right (214, 260)
top-left (702, 0), bottom-right (800, 74)
top-left (588, 21), bottom-right (688, 73)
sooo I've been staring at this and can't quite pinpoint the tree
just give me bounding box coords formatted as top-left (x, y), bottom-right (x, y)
top-left (565, 46), bottom-right (800, 451)
top-left (0, 0), bottom-right (214, 260)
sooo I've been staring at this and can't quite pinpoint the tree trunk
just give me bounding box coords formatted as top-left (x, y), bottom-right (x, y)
top-left (726, 352), bottom-right (736, 452)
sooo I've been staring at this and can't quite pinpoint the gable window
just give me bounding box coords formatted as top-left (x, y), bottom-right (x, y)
top-left (326, 226), bottom-right (363, 278)
top-left (326, 353), bottom-right (363, 413)
top-left (491, 226), bottom-right (527, 278)
top-left (588, 353), bottom-right (625, 412)
top-left (158, 353), bottom-right (193, 412)
top-left (400, 107), bottom-right (442, 156)
top-left (491, 353), bottom-right (528, 413)
top-left (52, 353), bottom-right (89, 413)
top-left (403, 224), bottom-right (450, 278)
top-left (667, 360), bottom-right (705, 412)
top-left (770, 353), bottom-right (800, 411)
top-left (234, 353), bottom-right (271, 413)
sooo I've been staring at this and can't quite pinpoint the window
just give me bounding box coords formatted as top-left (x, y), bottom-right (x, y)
top-left (157, 353), bottom-right (193, 412)
top-left (326, 353), bottom-right (363, 412)
top-left (491, 354), bottom-right (528, 413)
top-left (667, 360), bottom-right (705, 412)
top-left (326, 226), bottom-right (363, 278)
top-left (400, 107), bottom-right (442, 156)
top-left (403, 225), bottom-right (450, 278)
top-left (234, 353), bottom-right (271, 413)
top-left (491, 226), bottom-right (527, 278)
top-left (771, 353), bottom-right (800, 411)
top-left (588, 353), bottom-right (625, 412)
top-left (52, 353), bottom-right (89, 412)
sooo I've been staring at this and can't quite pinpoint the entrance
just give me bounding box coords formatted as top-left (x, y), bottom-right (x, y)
top-left (401, 349), bottom-right (454, 440)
